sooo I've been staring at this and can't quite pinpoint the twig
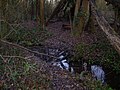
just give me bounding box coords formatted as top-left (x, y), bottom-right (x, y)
top-left (2, 55), bottom-right (35, 60)
top-left (0, 55), bottom-right (4, 60)
top-left (0, 40), bottom-right (58, 59)
top-left (0, 20), bottom-right (17, 39)
top-left (105, 71), bottom-right (113, 76)
top-left (2, 55), bottom-right (32, 60)
top-left (0, 55), bottom-right (12, 79)
top-left (1, 54), bottom-right (33, 62)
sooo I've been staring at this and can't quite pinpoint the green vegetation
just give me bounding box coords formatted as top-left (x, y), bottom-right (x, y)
top-left (73, 38), bottom-right (120, 89)
top-left (0, 55), bottom-right (52, 89)
top-left (74, 34), bottom-right (120, 74)
top-left (75, 71), bottom-right (113, 90)
top-left (0, 43), bottom-right (52, 89)
top-left (6, 25), bottom-right (52, 46)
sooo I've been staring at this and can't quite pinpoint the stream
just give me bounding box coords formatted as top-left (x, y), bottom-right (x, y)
top-left (29, 45), bottom-right (120, 90)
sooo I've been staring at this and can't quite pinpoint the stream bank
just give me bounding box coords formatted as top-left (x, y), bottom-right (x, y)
top-left (43, 20), bottom-right (120, 89)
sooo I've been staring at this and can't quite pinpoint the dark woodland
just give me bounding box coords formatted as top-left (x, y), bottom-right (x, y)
top-left (0, 0), bottom-right (120, 90)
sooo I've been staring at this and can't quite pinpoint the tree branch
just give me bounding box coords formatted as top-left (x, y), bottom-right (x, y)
top-left (0, 39), bottom-right (58, 59)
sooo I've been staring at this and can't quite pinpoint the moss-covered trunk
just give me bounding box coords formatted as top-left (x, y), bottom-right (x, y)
top-left (73, 0), bottom-right (90, 36)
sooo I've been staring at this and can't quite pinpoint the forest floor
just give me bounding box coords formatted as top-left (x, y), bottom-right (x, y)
top-left (0, 20), bottom-right (93, 90)
top-left (1, 19), bottom-right (120, 89)
top-left (45, 19), bottom-right (97, 50)
top-left (23, 19), bottom-right (101, 89)
top-left (25, 19), bottom-right (105, 89)
top-left (25, 19), bottom-right (119, 89)
top-left (28, 19), bottom-right (96, 89)
top-left (42, 18), bottom-right (120, 89)
top-left (45, 19), bottom-right (105, 62)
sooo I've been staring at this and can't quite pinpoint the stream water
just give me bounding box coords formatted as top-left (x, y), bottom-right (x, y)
top-left (29, 45), bottom-right (120, 90)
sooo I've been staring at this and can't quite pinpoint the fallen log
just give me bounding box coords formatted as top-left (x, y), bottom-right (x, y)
top-left (90, 0), bottom-right (120, 55)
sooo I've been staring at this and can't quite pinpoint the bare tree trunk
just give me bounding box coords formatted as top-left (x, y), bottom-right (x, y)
top-left (87, 6), bottom-right (95, 33)
top-left (36, 0), bottom-right (38, 21)
top-left (40, 0), bottom-right (45, 30)
top-left (31, 0), bottom-right (34, 20)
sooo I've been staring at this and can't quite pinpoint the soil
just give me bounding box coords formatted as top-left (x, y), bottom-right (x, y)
top-left (21, 19), bottom-right (92, 90)
top-left (24, 19), bottom-right (98, 90)
top-left (22, 19), bottom-right (119, 90)
top-left (28, 55), bottom-right (85, 90)
top-left (45, 20), bottom-right (97, 49)
top-left (28, 19), bottom-right (99, 90)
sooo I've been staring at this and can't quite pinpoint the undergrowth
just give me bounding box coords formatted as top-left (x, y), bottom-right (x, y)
top-left (5, 24), bottom-right (52, 46)
top-left (0, 56), bottom-right (52, 89)
top-left (74, 38), bottom-right (120, 74)
top-left (0, 22), bottom-right (53, 89)
top-left (0, 45), bottom-right (52, 89)
top-left (73, 32), bottom-right (120, 89)
top-left (76, 71), bottom-right (113, 90)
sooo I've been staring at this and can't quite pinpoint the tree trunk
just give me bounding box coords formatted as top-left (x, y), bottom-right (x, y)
top-left (114, 7), bottom-right (120, 32)
top-left (105, 0), bottom-right (120, 8)
top-left (87, 6), bottom-right (96, 33)
top-left (73, 0), bottom-right (90, 36)
top-left (73, 0), bottom-right (81, 31)
top-left (31, 0), bottom-right (34, 20)
top-left (40, 0), bottom-right (44, 30)
top-left (46, 0), bottom-right (67, 25)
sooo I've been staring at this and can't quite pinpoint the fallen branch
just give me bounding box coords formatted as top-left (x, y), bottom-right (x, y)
top-left (0, 39), bottom-right (58, 59)
top-left (1, 55), bottom-right (34, 60)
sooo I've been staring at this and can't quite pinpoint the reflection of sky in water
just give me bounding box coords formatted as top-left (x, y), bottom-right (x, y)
top-left (47, 0), bottom-right (60, 2)
top-left (48, 0), bottom-right (59, 1)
